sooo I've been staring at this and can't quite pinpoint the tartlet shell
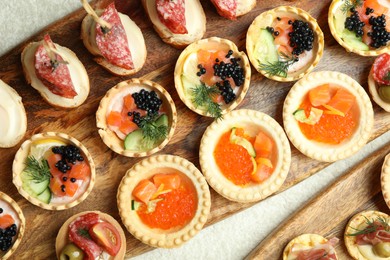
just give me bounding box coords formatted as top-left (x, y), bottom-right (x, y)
top-left (0, 80), bottom-right (27, 148)
top-left (344, 210), bottom-right (389, 259)
top-left (12, 132), bottom-right (96, 210)
top-left (199, 109), bottom-right (291, 203)
top-left (381, 153), bottom-right (390, 209)
top-left (283, 234), bottom-right (337, 260)
top-left (117, 154), bottom-right (211, 248)
top-left (174, 37), bottom-right (251, 117)
top-left (368, 67), bottom-right (390, 112)
top-left (55, 211), bottom-right (126, 260)
top-left (96, 78), bottom-right (177, 157)
top-left (246, 6), bottom-right (324, 82)
top-left (0, 192), bottom-right (25, 260)
top-left (283, 71), bottom-right (374, 162)
top-left (328, 0), bottom-right (390, 57)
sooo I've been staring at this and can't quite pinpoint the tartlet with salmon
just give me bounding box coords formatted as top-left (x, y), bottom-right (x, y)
top-left (329, 0), bottom-right (390, 56)
top-left (345, 211), bottom-right (390, 259)
top-left (174, 37), bottom-right (251, 118)
top-left (12, 132), bottom-right (95, 210)
top-left (368, 53), bottom-right (390, 112)
top-left (56, 211), bottom-right (126, 260)
top-left (199, 109), bottom-right (291, 202)
top-left (283, 71), bottom-right (374, 162)
top-left (117, 154), bottom-right (211, 248)
top-left (96, 78), bottom-right (176, 157)
top-left (246, 6), bottom-right (324, 82)
top-left (0, 192), bottom-right (25, 260)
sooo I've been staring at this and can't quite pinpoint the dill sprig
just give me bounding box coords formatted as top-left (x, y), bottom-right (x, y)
top-left (347, 216), bottom-right (390, 236)
top-left (191, 83), bottom-right (223, 119)
top-left (258, 53), bottom-right (298, 78)
top-left (384, 71), bottom-right (390, 81)
top-left (342, 0), bottom-right (363, 13)
top-left (24, 156), bottom-right (51, 183)
top-left (139, 114), bottom-right (168, 148)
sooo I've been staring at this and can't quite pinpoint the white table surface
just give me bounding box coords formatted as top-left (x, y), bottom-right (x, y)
top-left (1, 1), bottom-right (389, 259)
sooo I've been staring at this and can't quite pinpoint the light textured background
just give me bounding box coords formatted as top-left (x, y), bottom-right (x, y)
top-left (1, 1), bottom-right (389, 259)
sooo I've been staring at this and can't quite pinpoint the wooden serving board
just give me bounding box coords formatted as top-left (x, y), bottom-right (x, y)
top-left (246, 136), bottom-right (390, 259)
top-left (0, 0), bottom-right (389, 258)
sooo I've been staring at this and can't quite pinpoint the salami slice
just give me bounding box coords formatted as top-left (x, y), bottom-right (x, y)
top-left (373, 53), bottom-right (390, 86)
top-left (68, 213), bottom-right (103, 259)
top-left (210, 0), bottom-right (237, 20)
top-left (34, 35), bottom-right (77, 98)
top-left (156, 0), bottom-right (187, 34)
top-left (95, 3), bottom-right (134, 70)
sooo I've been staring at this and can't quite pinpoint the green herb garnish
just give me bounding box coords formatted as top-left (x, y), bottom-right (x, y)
top-left (78, 228), bottom-right (92, 239)
top-left (191, 83), bottom-right (222, 119)
top-left (347, 216), bottom-right (390, 236)
top-left (139, 113), bottom-right (168, 148)
top-left (258, 53), bottom-right (298, 78)
top-left (24, 156), bottom-right (51, 183)
top-left (342, 0), bottom-right (363, 14)
top-left (384, 71), bottom-right (390, 81)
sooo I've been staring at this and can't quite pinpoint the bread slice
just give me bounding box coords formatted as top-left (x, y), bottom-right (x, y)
top-left (0, 80), bottom-right (27, 148)
top-left (142, 0), bottom-right (206, 48)
top-left (21, 41), bottom-right (90, 108)
top-left (81, 9), bottom-right (147, 76)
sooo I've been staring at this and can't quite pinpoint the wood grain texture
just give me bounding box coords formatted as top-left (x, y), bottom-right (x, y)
top-left (0, 0), bottom-right (389, 259)
top-left (246, 144), bottom-right (390, 259)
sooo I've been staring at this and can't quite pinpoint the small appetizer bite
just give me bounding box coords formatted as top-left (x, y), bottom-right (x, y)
top-left (0, 192), bottom-right (25, 260)
top-left (96, 78), bottom-right (176, 157)
top-left (283, 71), bottom-right (374, 162)
top-left (12, 132), bottom-right (95, 210)
top-left (369, 53), bottom-right (390, 111)
top-left (345, 211), bottom-right (390, 259)
top-left (142, 0), bottom-right (206, 48)
top-left (174, 37), bottom-right (251, 118)
top-left (283, 234), bottom-right (339, 260)
top-left (246, 6), bottom-right (324, 82)
top-left (381, 153), bottom-right (390, 208)
top-left (21, 34), bottom-right (89, 108)
top-left (56, 211), bottom-right (126, 260)
top-left (81, 0), bottom-right (147, 75)
top-left (210, 0), bottom-right (256, 20)
top-left (329, 0), bottom-right (390, 56)
top-left (0, 80), bottom-right (27, 148)
top-left (199, 109), bottom-right (291, 202)
top-left (117, 154), bottom-right (211, 248)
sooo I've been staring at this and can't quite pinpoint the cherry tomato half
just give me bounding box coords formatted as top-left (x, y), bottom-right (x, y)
top-left (89, 222), bottom-right (121, 256)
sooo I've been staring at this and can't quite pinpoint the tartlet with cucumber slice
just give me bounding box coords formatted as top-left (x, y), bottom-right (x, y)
top-left (96, 78), bottom-right (176, 157)
top-left (246, 6), bottom-right (324, 82)
top-left (199, 109), bottom-right (291, 203)
top-left (329, 0), bottom-right (390, 56)
top-left (283, 71), bottom-right (374, 162)
top-left (174, 37), bottom-right (251, 118)
top-left (12, 132), bottom-right (95, 210)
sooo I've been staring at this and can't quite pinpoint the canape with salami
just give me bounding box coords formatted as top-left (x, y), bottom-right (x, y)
top-left (368, 53), bottom-right (390, 111)
top-left (210, 0), bottom-right (256, 20)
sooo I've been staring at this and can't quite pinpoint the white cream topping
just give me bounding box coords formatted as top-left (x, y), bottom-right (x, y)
top-left (50, 179), bottom-right (89, 205)
top-left (0, 80), bottom-right (26, 147)
top-left (288, 50), bottom-right (314, 73)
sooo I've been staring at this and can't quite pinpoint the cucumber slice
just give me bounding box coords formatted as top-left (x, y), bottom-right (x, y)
top-left (131, 200), bottom-right (141, 211)
top-left (333, 5), bottom-right (347, 35)
top-left (156, 114), bottom-right (168, 127)
top-left (341, 29), bottom-right (369, 51)
top-left (229, 128), bottom-right (256, 157)
top-left (293, 108), bottom-right (323, 125)
top-left (254, 29), bottom-right (278, 65)
top-left (181, 74), bottom-right (197, 97)
top-left (36, 188), bottom-right (51, 204)
top-left (124, 129), bottom-right (144, 151)
top-left (21, 171), bottom-right (49, 195)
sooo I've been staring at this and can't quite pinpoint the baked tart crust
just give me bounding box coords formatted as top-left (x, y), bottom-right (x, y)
top-left (12, 132), bottom-right (96, 210)
top-left (381, 153), bottom-right (390, 208)
top-left (283, 71), bottom-right (374, 162)
top-left (199, 109), bottom-right (291, 203)
top-left (368, 69), bottom-right (390, 112)
top-left (174, 37), bottom-right (251, 117)
top-left (283, 234), bottom-right (338, 260)
top-left (344, 210), bottom-right (390, 260)
top-left (55, 210), bottom-right (126, 260)
top-left (117, 154), bottom-right (211, 248)
top-left (0, 192), bottom-right (25, 260)
top-left (246, 6), bottom-right (324, 82)
top-left (329, 0), bottom-right (390, 57)
top-left (96, 78), bottom-right (177, 157)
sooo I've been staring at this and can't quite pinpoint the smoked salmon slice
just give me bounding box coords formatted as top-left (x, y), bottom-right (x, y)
top-left (133, 179), bottom-right (157, 204)
top-left (309, 84), bottom-right (331, 107)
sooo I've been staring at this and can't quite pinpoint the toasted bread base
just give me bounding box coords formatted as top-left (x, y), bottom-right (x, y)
top-left (21, 41), bottom-right (90, 108)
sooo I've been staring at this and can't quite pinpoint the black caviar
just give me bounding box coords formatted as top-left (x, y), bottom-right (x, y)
top-left (345, 9), bottom-right (365, 37)
top-left (52, 145), bottom-right (84, 173)
top-left (0, 223), bottom-right (17, 252)
top-left (216, 80), bottom-right (236, 104)
top-left (289, 20), bottom-right (314, 56)
top-left (132, 89), bottom-right (162, 116)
